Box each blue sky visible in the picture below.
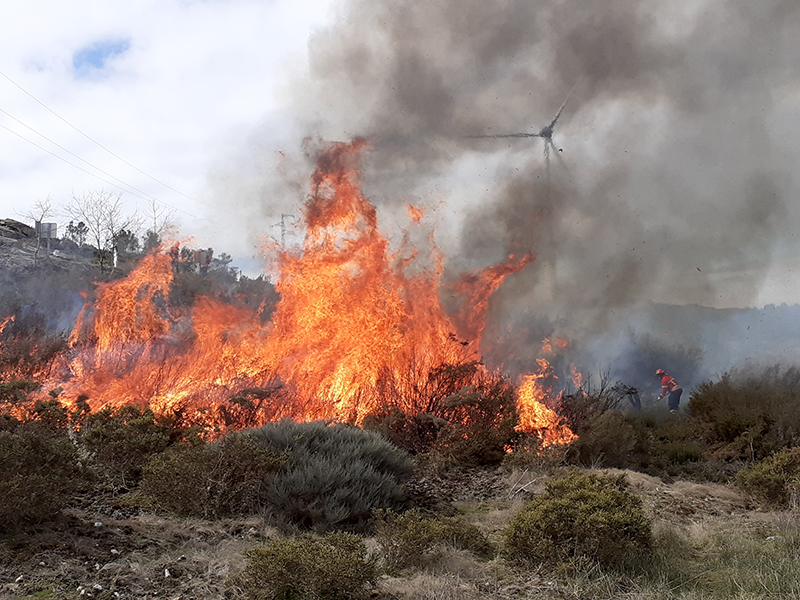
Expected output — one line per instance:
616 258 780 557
73 39 131 74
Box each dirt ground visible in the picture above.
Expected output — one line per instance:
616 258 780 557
0 467 775 600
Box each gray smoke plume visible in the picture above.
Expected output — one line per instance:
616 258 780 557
212 0 800 389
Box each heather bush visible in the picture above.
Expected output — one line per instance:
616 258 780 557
0 418 82 531
80 405 195 489
689 366 800 460
247 421 413 531
236 532 377 600
504 470 652 569
431 378 519 465
362 407 447 455
374 509 494 570
142 432 284 518
365 372 518 465
736 447 800 507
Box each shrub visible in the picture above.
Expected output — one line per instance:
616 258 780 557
689 366 800 460
736 447 800 507
431 378 519 465
247 421 413 531
79 405 195 489
374 509 494 570
568 410 647 468
0 420 83 531
364 373 518 465
142 432 285 518
362 407 447 456
504 470 652 569
236 532 377 600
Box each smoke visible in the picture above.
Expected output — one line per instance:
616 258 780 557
210 0 800 386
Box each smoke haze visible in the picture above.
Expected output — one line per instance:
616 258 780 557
209 0 800 389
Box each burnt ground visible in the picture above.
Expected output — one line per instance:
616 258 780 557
0 466 769 600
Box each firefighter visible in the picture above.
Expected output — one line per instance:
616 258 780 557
656 369 682 413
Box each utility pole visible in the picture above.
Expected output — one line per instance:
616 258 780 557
271 213 297 247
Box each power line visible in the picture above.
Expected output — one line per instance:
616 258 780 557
0 106 164 204
0 121 200 219
0 68 192 200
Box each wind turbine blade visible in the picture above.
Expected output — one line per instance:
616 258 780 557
548 139 571 175
547 80 580 129
467 132 541 139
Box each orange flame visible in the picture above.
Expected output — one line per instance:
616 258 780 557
515 358 577 447
48 140 539 430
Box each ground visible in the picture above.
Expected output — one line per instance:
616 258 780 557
0 464 784 600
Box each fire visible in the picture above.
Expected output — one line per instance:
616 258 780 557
515 358 577 447
48 140 547 431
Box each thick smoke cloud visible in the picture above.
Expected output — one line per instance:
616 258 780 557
216 0 800 388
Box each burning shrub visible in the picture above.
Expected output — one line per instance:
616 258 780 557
364 367 518 465
0 417 83 531
431 378 519 465
689 366 800 460
79 405 197 489
362 407 447 456
504 470 652 569
736 447 800 507
235 532 377 600
374 509 494 570
247 420 413 531
142 431 285 518
0 311 67 382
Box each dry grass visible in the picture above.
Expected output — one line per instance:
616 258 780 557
5 468 800 599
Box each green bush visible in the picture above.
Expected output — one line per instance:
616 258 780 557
374 509 494 570
736 447 800 507
79 405 195 489
236 532 377 600
504 470 652 569
0 419 83 531
247 421 413 531
142 432 285 518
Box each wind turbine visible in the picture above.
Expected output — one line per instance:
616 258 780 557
469 82 577 181
468 83 578 299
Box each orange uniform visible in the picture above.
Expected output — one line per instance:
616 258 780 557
660 374 682 396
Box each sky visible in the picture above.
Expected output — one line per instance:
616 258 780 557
1 0 335 265
3 0 800 313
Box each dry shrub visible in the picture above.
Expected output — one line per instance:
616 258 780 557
0 417 82 531
374 509 494 571
364 369 518 466
235 532 377 600
504 470 652 570
79 405 196 489
142 432 285 518
247 421 413 531
689 366 800 460
736 447 800 507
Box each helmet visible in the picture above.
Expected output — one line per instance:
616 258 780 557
656 369 665 376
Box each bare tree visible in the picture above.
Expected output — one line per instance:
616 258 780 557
65 191 141 271
19 197 55 267
143 198 176 251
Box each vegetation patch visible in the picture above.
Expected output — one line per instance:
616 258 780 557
235 532 377 600
142 431 285 518
374 509 494 570
736 446 800 507
504 470 652 569
247 420 414 531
